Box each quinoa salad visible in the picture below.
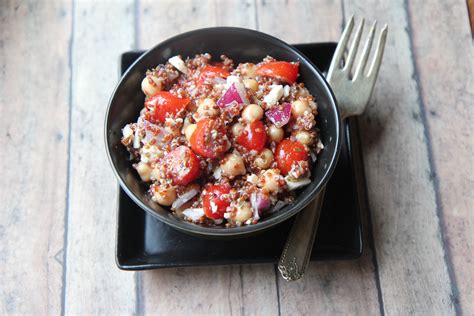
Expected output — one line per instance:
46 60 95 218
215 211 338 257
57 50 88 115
121 53 324 227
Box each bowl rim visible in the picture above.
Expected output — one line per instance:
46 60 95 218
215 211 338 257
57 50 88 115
105 26 342 237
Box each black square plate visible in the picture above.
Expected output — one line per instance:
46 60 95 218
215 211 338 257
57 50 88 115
116 43 366 270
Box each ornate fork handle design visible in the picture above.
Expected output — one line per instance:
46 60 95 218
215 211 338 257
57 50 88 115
278 193 324 281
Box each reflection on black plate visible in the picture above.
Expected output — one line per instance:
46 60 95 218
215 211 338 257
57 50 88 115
116 43 366 270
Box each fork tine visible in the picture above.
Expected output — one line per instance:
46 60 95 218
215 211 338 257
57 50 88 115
354 20 376 79
344 18 365 74
367 24 388 80
329 15 354 72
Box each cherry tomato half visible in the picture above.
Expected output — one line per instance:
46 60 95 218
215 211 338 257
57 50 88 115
203 184 231 219
255 61 299 84
165 146 201 185
237 121 267 152
145 91 190 123
275 139 308 175
198 65 230 85
190 118 229 158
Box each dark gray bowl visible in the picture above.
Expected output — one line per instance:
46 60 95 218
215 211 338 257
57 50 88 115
105 27 341 238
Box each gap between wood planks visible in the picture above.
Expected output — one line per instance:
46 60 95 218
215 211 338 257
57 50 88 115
339 2 386 315
404 0 460 312
132 3 143 314
343 0 460 313
61 0 137 314
61 0 75 314
405 0 473 311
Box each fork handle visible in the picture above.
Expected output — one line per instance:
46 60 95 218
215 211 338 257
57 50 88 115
278 188 325 281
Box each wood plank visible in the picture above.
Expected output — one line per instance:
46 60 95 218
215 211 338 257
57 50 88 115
139 264 278 315
342 0 457 313
0 1 71 314
256 1 381 314
63 2 137 314
137 1 279 314
407 0 474 313
215 0 257 27
257 0 342 43
138 0 217 49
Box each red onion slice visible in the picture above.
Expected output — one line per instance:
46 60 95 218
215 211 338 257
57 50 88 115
171 188 199 210
217 82 248 108
270 200 288 213
250 191 271 219
140 118 165 144
265 102 291 128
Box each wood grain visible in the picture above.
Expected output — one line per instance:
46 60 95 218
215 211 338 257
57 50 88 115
256 1 381 314
0 1 71 314
63 1 137 314
215 0 256 27
139 264 279 315
407 0 474 313
257 0 342 43
343 0 457 313
0 0 471 314
138 0 216 49
137 2 279 315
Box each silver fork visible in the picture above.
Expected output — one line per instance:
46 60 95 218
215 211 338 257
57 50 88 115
278 16 388 281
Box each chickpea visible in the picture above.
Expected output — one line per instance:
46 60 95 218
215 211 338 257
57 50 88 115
267 125 284 143
136 162 152 182
141 75 162 96
231 122 244 137
297 87 310 98
196 98 219 119
241 104 264 123
181 116 192 133
150 167 161 181
184 124 197 141
152 185 177 206
235 201 253 223
255 148 274 169
243 78 259 92
241 63 257 78
294 130 312 145
259 169 282 193
291 99 310 117
221 153 246 177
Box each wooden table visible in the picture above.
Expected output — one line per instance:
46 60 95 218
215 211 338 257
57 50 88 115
1 0 472 314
